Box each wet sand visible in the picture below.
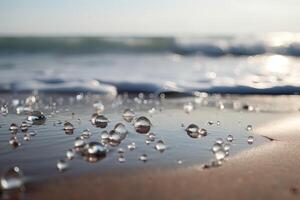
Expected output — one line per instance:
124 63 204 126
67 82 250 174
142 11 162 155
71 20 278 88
27 113 300 200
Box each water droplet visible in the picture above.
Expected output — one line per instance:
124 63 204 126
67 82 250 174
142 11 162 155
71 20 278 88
224 143 231 151
80 129 91 139
185 124 199 138
227 134 234 142
216 121 221 126
147 132 156 141
246 125 253 131
91 113 99 125
9 123 18 132
212 143 222 153
122 109 135 122
148 107 156 114
114 123 127 140
155 140 166 152
0 167 24 190
20 121 29 132
215 138 224 145
100 130 109 140
177 160 183 164
0 104 8 116
134 116 151 134
183 102 193 113
74 137 86 149
139 154 148 162
66 149 75 160
247 136 254 144
82 142 107 158
63 122 75 134
9 137 20 148
215 150 226 160
208 121 214 126
23 133 31 141
117 148 125 154
57 159 69 172
108 130 122 143
94 115 109 128
118 154 126 163
26 111 46 125
127 142 136 151
29 131 37 137
93 101 104 113
199 128 208 136
25 95 36 105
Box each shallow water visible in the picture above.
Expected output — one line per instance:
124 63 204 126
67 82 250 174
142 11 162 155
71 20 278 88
0 94 276 185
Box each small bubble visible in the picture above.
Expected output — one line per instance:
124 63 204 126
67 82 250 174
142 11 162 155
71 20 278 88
74 137 86 148
0 167 24 190
246 125 253 131
80 129 91 139
216 121 221 126
139 154 148 162
155 140 166 152
9 123 19 132
93 101 104 113
20 121 29 132
127 142 136 151
0 104 8 116
185 124 200 138
177 160 183 164
147 132 156 141
23 133 31 141
94 115 109 128
223 143 231 151
183 102 194 114
134 116 151 134
199 128 208 136
82 142 107 158
26 111 46 125
63 121 75 134
114 123 127 140
66 149 75 160
118 155 126 163
247 136 254 144
212 143 222 153
215 138 224 145
122 109 135 123
9 136 20 148
57 159 69 172
207 121 214 126
214 150 226 160
227 134 234 142
117 148 125 154
100 130 110 140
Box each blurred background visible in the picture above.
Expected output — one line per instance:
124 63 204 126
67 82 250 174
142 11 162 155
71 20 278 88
0 0 300 95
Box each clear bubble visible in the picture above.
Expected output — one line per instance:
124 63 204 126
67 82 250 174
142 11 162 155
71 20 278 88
114 123 127 140
155 140 166 153
185 124 199 138
199 128 208 136
118 155 126 163
29 131 37 137
139 154 148 162
9 123 19 132
215 138 224 145
122 109 135 122
82 142 107 157
117 148 125 154
127 142 136 151
0 104 8 116
246 125 253 131
108 130 122 143
94 115 109 128
134 116 151 134
147 132 156 141
223 143 231 151
148 107 156 114
80 129 91 139
25 95 36 105
93 101 104 113
247 136 254 144
9 137 20 148
20 121 29 132
74 137 86 148
0 167 24 190
212 143 222 153
23 133 31 141
208 121 214 126
227 134 234 142
214 150 226 160
183 102 193 114
57 159 69 172
63 122 75 134
216 121 221 126
66 149 75 160
26 111 46 125
90 113 99 125
100 130 110 140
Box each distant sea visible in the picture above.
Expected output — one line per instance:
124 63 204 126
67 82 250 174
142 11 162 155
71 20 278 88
0 33 300 95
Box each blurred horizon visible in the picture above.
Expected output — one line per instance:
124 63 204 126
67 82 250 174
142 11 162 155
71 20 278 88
1 0 300 36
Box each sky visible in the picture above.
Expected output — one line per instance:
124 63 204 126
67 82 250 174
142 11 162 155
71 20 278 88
0 0 300 36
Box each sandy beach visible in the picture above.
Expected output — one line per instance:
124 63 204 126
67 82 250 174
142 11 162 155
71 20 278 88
23 112 300 200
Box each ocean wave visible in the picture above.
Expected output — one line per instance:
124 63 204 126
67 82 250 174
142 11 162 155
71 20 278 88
1 34 300 56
